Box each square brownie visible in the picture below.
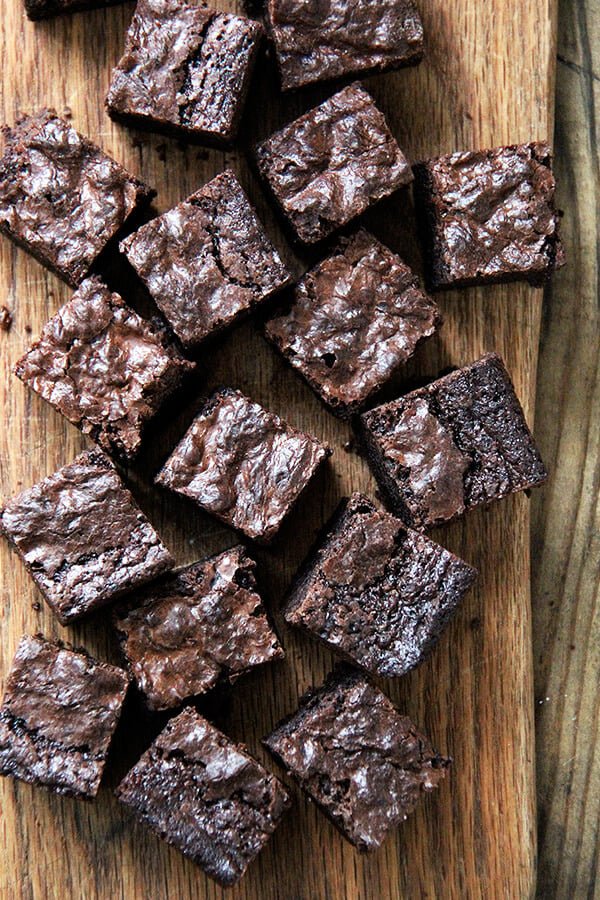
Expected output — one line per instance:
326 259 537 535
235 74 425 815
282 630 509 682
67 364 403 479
284 493 477 677
264 668 450 851
106 0 264 145
413 142 565 289
116 707 290 886
15 277 194 461
0 635 128 798
114 545 284 710
120 170 291 350
25 0 122 19
359 353 548 530
265 229 442 416
0 110 155 287
0 449 174 623
255 83 412 244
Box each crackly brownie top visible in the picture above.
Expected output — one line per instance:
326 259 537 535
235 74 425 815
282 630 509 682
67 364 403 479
0 110 154 286
121 171 290 349
114 545 283 710
15 277 194 460
255 84 412 243
116 707 290 886
264 668 450 851
265 229 441 414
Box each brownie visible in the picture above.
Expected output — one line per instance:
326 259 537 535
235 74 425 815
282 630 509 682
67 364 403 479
106 0 264 146
285 493 477 677
266 0 424 91
359 353 548 530
0 110 155 287
15 277 194 460
264 668 450 851
255 83 412 244
25 0 123 19
114 546 284 710
413 142 565 289
116 707 290 886
121 171 291 350
265 229 442 416
0 449 174 623
0 635 128 798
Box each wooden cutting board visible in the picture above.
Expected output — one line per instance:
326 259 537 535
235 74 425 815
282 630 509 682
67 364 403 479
0 1 558 898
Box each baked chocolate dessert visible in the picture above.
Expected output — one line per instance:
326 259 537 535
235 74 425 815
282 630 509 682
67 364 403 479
25 0 123 20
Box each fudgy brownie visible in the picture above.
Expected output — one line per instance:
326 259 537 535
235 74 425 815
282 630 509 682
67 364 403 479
359 353 548 530
0 634 128 798
121 171 291 350
0 449 174 623
413 142 565 289
25 0 122 19
106 0 264 145
265 229 442 416
15 277 194 460
266 0 424 91
116 707 290 886
285 493 477 677
255 83 412 244
0 110 154 286
264 667 450 851
114 546 284 710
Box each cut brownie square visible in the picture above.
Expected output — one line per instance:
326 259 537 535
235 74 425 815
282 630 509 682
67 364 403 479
359 353 548 530
0 110 155 287
264 667 450 851
15 277 194 461
114 545 284 710
156 388 331 542
106 0 264 146
25 0 123 19
413 142 565 289
265 229 442 416
0 634 128 798
120 170 291 350
0 449 174 623
116 707 290 886
285 493 477 677
255 83 412 244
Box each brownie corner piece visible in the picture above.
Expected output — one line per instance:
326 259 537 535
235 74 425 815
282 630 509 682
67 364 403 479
116 707 290 885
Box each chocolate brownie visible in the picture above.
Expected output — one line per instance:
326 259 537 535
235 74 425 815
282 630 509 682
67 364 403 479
121 171 291 350
156 388 330 542
0 449 174 623
255 83 412 244
116 707 290 886
15 277 194 460
266 0 424 91
114 546 284 710
106 0 264 145
413 142 565 289
0 110 154 287
265 229 442 416
264 668 450 851
25 0 122 19
359 353 548 530
0 635 128 798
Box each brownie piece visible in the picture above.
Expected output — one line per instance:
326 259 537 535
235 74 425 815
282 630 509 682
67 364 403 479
264 668 450 851
121 171 291 350
266 0 424 91
106 0 264 145
114 545 284 710
0 635 128 798
15 277 194 461
359 353 548 530
265 229 442 416
413 143 565 289
0 449 174 623
0 110 154 287
25 0 122 19
255 83 412 244
116 707 290 885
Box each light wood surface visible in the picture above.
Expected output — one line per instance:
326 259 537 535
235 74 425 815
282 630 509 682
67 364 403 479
0 1 557 898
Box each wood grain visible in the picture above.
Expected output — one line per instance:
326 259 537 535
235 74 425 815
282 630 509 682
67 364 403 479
0 1 557 898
